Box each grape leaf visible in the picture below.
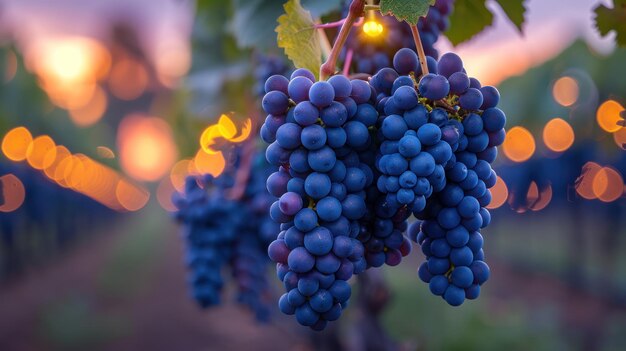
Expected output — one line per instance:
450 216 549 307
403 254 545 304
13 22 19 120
594 0 626 47
276 0 321 79
446 0 493 46
380 0 435 24
494 0 527 32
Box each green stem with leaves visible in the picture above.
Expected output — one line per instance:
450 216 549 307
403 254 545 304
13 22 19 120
320 0 366 80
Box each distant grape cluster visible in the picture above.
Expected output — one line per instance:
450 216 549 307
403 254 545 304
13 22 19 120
260 46 506 328
343 0 454 74
253 54 292 97
173 149 278 321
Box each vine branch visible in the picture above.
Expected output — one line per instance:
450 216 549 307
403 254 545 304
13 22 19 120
410 23 429 76
320 0 366 80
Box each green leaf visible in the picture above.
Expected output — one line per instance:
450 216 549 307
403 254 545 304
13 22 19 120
231 0 284 50
594 0 626 47
494 0 527 32
380 0 435 24
446 0 493 46
276 0 322 79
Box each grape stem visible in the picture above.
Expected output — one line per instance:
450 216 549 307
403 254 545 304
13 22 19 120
342 48 354 76
320 0 365 80
363 4 380 11
410 24 429 76
314 17 364 29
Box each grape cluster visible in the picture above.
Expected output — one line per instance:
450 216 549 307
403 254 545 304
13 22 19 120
262 69 380 330
173 149 278 321
374 49 506 306
343 0 454 75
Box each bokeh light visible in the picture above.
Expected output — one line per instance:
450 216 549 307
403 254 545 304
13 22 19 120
116 179 151 211
592 167 624 203
502 126 535 162
108 58 149 100
528 182 552 211
552 76 579 107
576 162 602 200
200 115 252 154
118 115 178 182
542 118 575 152
68 86 107 127
0 174 26 213
613 127 626 150
170 159 192 193
486 176 508 209
2 127 33 161
596 100 625 133
26 135 56 170
191 149 226 177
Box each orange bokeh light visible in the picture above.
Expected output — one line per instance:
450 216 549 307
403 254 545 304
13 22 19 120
543 118 575 153
191 149 226 178
486 176 508 210
116 179 150 211
109 58 149 100
502 126 535 163
0 174 26 213
200 115 252 154
2 127 33 161
592 167 624 203
528 182 552 211
576 162 602 200
69 85 107 127
170 159 192 193
596 100 625 133
552 76 579 107
118 115 178 182
26 135 56 170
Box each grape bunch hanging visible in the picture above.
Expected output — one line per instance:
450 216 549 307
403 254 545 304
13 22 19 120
261 1 506 330
172 148 279 321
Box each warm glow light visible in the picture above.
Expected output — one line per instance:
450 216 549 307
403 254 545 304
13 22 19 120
2 127 33 161
0 174 26 212
528 183 552 211
363 20 384 37
118 115 178 182
170 159 192 193
592 167 624 203
191 149 226 177
69 86 107 127
486 176 508 209
44 145 71 180
157 177 177 212
109 58 149 100
597 100 625 133
552 76 579 107
26 135 56 170
115 179 150 211
543 118 575 153
502 126 535 162
576 162 602 200
154 39 190 85
200 115 252 154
